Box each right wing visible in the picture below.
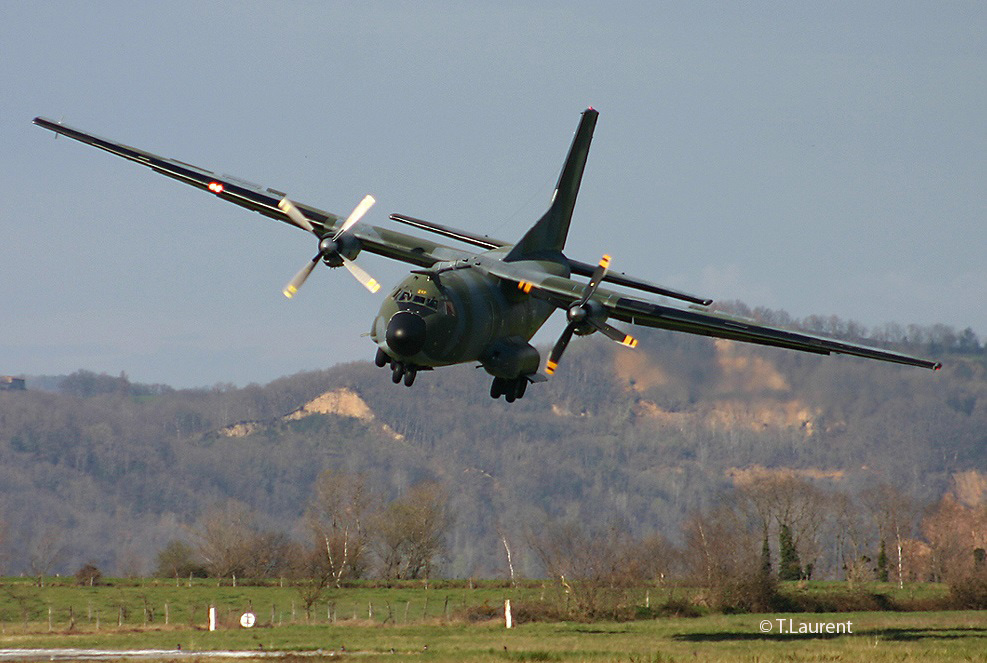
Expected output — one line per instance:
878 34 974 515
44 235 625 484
33 117 471 269
480 259 942 371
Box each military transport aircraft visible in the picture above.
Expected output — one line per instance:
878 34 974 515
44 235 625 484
34 109 940 402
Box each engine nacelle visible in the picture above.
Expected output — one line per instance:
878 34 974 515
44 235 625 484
571 299 608 336
320 234 362 267
480 336 541 379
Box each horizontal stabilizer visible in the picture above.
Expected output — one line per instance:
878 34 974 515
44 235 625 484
567 259 712 306
389 214 507 250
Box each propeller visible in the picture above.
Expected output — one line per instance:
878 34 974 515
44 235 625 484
545 254 638 375
278 195 381 297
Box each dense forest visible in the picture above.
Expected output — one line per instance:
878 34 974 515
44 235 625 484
0 307 984 582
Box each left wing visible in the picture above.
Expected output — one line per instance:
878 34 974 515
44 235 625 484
479 258 942 371
33 117 471 269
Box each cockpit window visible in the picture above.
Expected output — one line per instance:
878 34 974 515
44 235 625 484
395 289 440 311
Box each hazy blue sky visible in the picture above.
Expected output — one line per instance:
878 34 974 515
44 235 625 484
3 2 985 387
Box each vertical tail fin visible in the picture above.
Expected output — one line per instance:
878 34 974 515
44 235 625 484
505 108 599 263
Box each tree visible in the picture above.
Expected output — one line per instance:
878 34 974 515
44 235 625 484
528 518 668 619
27 526 65 587
155 539 208 579
863 482 919 588
778 524 801 581
193 500 290 581
74 563 102 586
305 471 376 587
876 540 889 582
735 473 827 581
372 481 451 580
922 493 987 582
288 541 333 622
680 505 777 613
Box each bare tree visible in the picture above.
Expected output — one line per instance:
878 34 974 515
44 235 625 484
862 482 919 588
194 499 267 581
735 474 828 580
287 541 333 621
922 493 987 583
372 481 451 580
828 492 873 585
528 519 662 619
0 513 8 575
155 539 206 579
306 471 375 587
680 505 774 612
27 526 65 587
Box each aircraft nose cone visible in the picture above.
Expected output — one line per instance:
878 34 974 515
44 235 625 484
386 311 427 357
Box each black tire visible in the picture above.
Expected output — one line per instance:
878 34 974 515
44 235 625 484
403 369 417 387
516 377 528 399
375 348 389 368
391 363 405 383
490 377 503 399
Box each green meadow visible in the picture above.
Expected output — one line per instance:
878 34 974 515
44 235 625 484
0 579 984 661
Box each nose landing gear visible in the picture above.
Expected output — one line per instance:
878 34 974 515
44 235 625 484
490 376 528 403
376 348 418 387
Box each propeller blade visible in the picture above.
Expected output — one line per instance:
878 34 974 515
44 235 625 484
577 254 611 307
590 319 639 348
278 197 316 234
546 323 576 376
282 255 321 299
333 194 376 240
342 256 382 293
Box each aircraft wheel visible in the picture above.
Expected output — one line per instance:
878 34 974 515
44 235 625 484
403 369 417 387
516 377 528 399
375 348 389 368
490 377 504 399
391 363 405 383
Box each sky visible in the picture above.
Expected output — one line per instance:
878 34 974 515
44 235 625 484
2 2 985 388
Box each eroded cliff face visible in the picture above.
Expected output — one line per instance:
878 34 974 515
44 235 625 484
613 339 822 435
219 387 403 441
951 469 987 508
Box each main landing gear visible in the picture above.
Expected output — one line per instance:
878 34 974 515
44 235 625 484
490 376 528 403
376 348 418 387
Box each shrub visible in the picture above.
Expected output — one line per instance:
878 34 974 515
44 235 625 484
75 563 102 586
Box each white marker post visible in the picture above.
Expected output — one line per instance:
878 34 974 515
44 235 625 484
504 600 513 629
208 606 217 631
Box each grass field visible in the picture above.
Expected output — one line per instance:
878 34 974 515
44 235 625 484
0 579 984 661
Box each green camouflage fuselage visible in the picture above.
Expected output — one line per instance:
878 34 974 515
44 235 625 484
370 251 565 378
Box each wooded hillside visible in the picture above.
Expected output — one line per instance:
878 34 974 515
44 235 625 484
0 310 983 579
